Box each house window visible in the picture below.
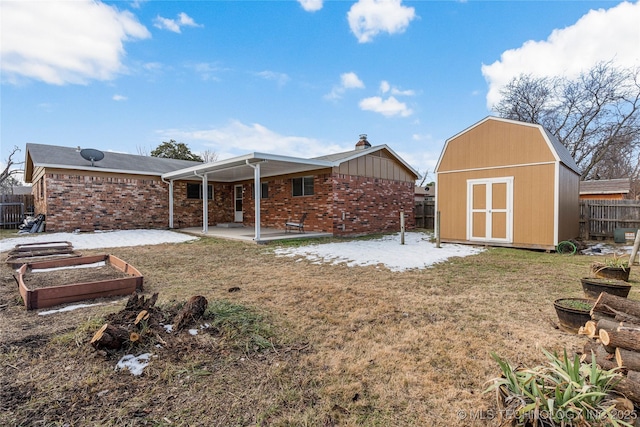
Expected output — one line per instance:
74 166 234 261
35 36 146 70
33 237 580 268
186 183 213 200
292 176 314 196
251 182 269 199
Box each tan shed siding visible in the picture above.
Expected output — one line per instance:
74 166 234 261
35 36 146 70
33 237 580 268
557 166 580 242
437 164 556 247
438 120 557 172
339 154 414 182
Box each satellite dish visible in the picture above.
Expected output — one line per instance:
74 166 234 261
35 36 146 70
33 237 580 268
80 148 104 166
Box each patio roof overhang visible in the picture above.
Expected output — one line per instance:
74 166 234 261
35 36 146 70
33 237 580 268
161 152 334 182
162 152 335 242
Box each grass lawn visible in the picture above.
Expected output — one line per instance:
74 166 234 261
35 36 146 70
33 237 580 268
1 234 638 426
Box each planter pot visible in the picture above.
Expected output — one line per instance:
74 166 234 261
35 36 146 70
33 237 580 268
553 298 592 334
581 277 631 300
591 265 631 281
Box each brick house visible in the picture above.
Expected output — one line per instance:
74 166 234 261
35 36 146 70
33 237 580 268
23 135 419 240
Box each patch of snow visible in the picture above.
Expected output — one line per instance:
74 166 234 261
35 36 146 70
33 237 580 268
274 232 484 272
116 353 152 376
1 229 198 251
163 324 173 333
38 302 103 315
32 261 106 273
188 329 198 335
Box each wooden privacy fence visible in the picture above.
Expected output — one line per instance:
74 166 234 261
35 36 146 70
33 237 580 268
414 200 435 229
580 199 640 240
1 194 34 229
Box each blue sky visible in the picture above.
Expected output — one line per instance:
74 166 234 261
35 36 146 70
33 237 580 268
2 0 639 182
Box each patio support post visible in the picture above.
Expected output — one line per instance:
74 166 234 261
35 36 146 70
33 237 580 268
168 180 174 229
246 160 261 241
194 171 208 233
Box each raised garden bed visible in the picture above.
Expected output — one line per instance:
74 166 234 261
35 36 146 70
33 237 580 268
581 277 632 300
15 254 143 310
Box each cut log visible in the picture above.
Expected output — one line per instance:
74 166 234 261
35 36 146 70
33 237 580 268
591 293 640 318
90 324 130 350
591 312 616 322
172 295 208 331
581 341 618 370
616 348 640 371
613 376 640 405
600 329 640 352
583 320 598 339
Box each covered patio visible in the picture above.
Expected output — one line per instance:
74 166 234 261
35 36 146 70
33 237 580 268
162 152 334 243
179 224 332 244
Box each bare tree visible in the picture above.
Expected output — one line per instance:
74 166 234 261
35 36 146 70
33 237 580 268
0 146 24 192
493 62 640 183
201 149 218 163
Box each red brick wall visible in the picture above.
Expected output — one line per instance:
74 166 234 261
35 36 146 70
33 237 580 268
38 170 414 235
330 174 415 236
242 173 415 235
41 173 170 231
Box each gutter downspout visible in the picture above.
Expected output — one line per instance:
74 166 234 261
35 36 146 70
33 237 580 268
246 160 261 242
194 170 208 234
161 177 174 229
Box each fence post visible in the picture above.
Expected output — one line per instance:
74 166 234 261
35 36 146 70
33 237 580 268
435 211 441 248
400 211 405 245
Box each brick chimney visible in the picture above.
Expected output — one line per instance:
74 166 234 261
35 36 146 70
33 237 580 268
355 134 371 150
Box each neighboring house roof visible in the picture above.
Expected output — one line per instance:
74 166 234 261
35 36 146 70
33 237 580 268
414 185 435 198
24 143 202 182
435 116 581 175
579 178 631 195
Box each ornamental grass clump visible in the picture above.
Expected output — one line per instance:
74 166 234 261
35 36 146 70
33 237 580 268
485 348 632 426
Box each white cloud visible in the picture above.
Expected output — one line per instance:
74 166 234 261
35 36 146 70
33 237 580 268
112 94 127 101
325 72 365 99
380 80 415 96
359 96 413 117
156 120 351 159
482 1 640 108
298 0 323 12
153 12 202 33
1 0 150 85
256 70 290 86
347 0 417 43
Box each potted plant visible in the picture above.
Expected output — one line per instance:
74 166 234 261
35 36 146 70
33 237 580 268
553 298 593 334
591 253 631 281
485 348 631 427
581 276 632 300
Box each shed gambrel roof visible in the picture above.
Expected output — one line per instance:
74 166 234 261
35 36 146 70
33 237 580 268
435 116 581 175
24 143 203 182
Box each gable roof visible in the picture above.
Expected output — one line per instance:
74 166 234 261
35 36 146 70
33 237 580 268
435 116 581 175
24 143 203 182
162 144 419 182
23 142 419 184
579 178 631 195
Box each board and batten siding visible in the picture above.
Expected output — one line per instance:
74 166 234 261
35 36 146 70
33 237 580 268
337 151 415 182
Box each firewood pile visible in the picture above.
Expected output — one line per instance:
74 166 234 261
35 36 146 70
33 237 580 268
579 292 640 405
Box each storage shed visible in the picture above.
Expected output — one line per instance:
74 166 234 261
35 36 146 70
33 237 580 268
434 116 580 251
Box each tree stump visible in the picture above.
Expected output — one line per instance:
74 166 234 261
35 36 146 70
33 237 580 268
172 295 208 331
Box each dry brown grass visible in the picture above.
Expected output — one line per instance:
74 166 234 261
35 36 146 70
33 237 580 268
1 234 638 426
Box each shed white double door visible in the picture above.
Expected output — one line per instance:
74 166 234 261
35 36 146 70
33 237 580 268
466 177 513 243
